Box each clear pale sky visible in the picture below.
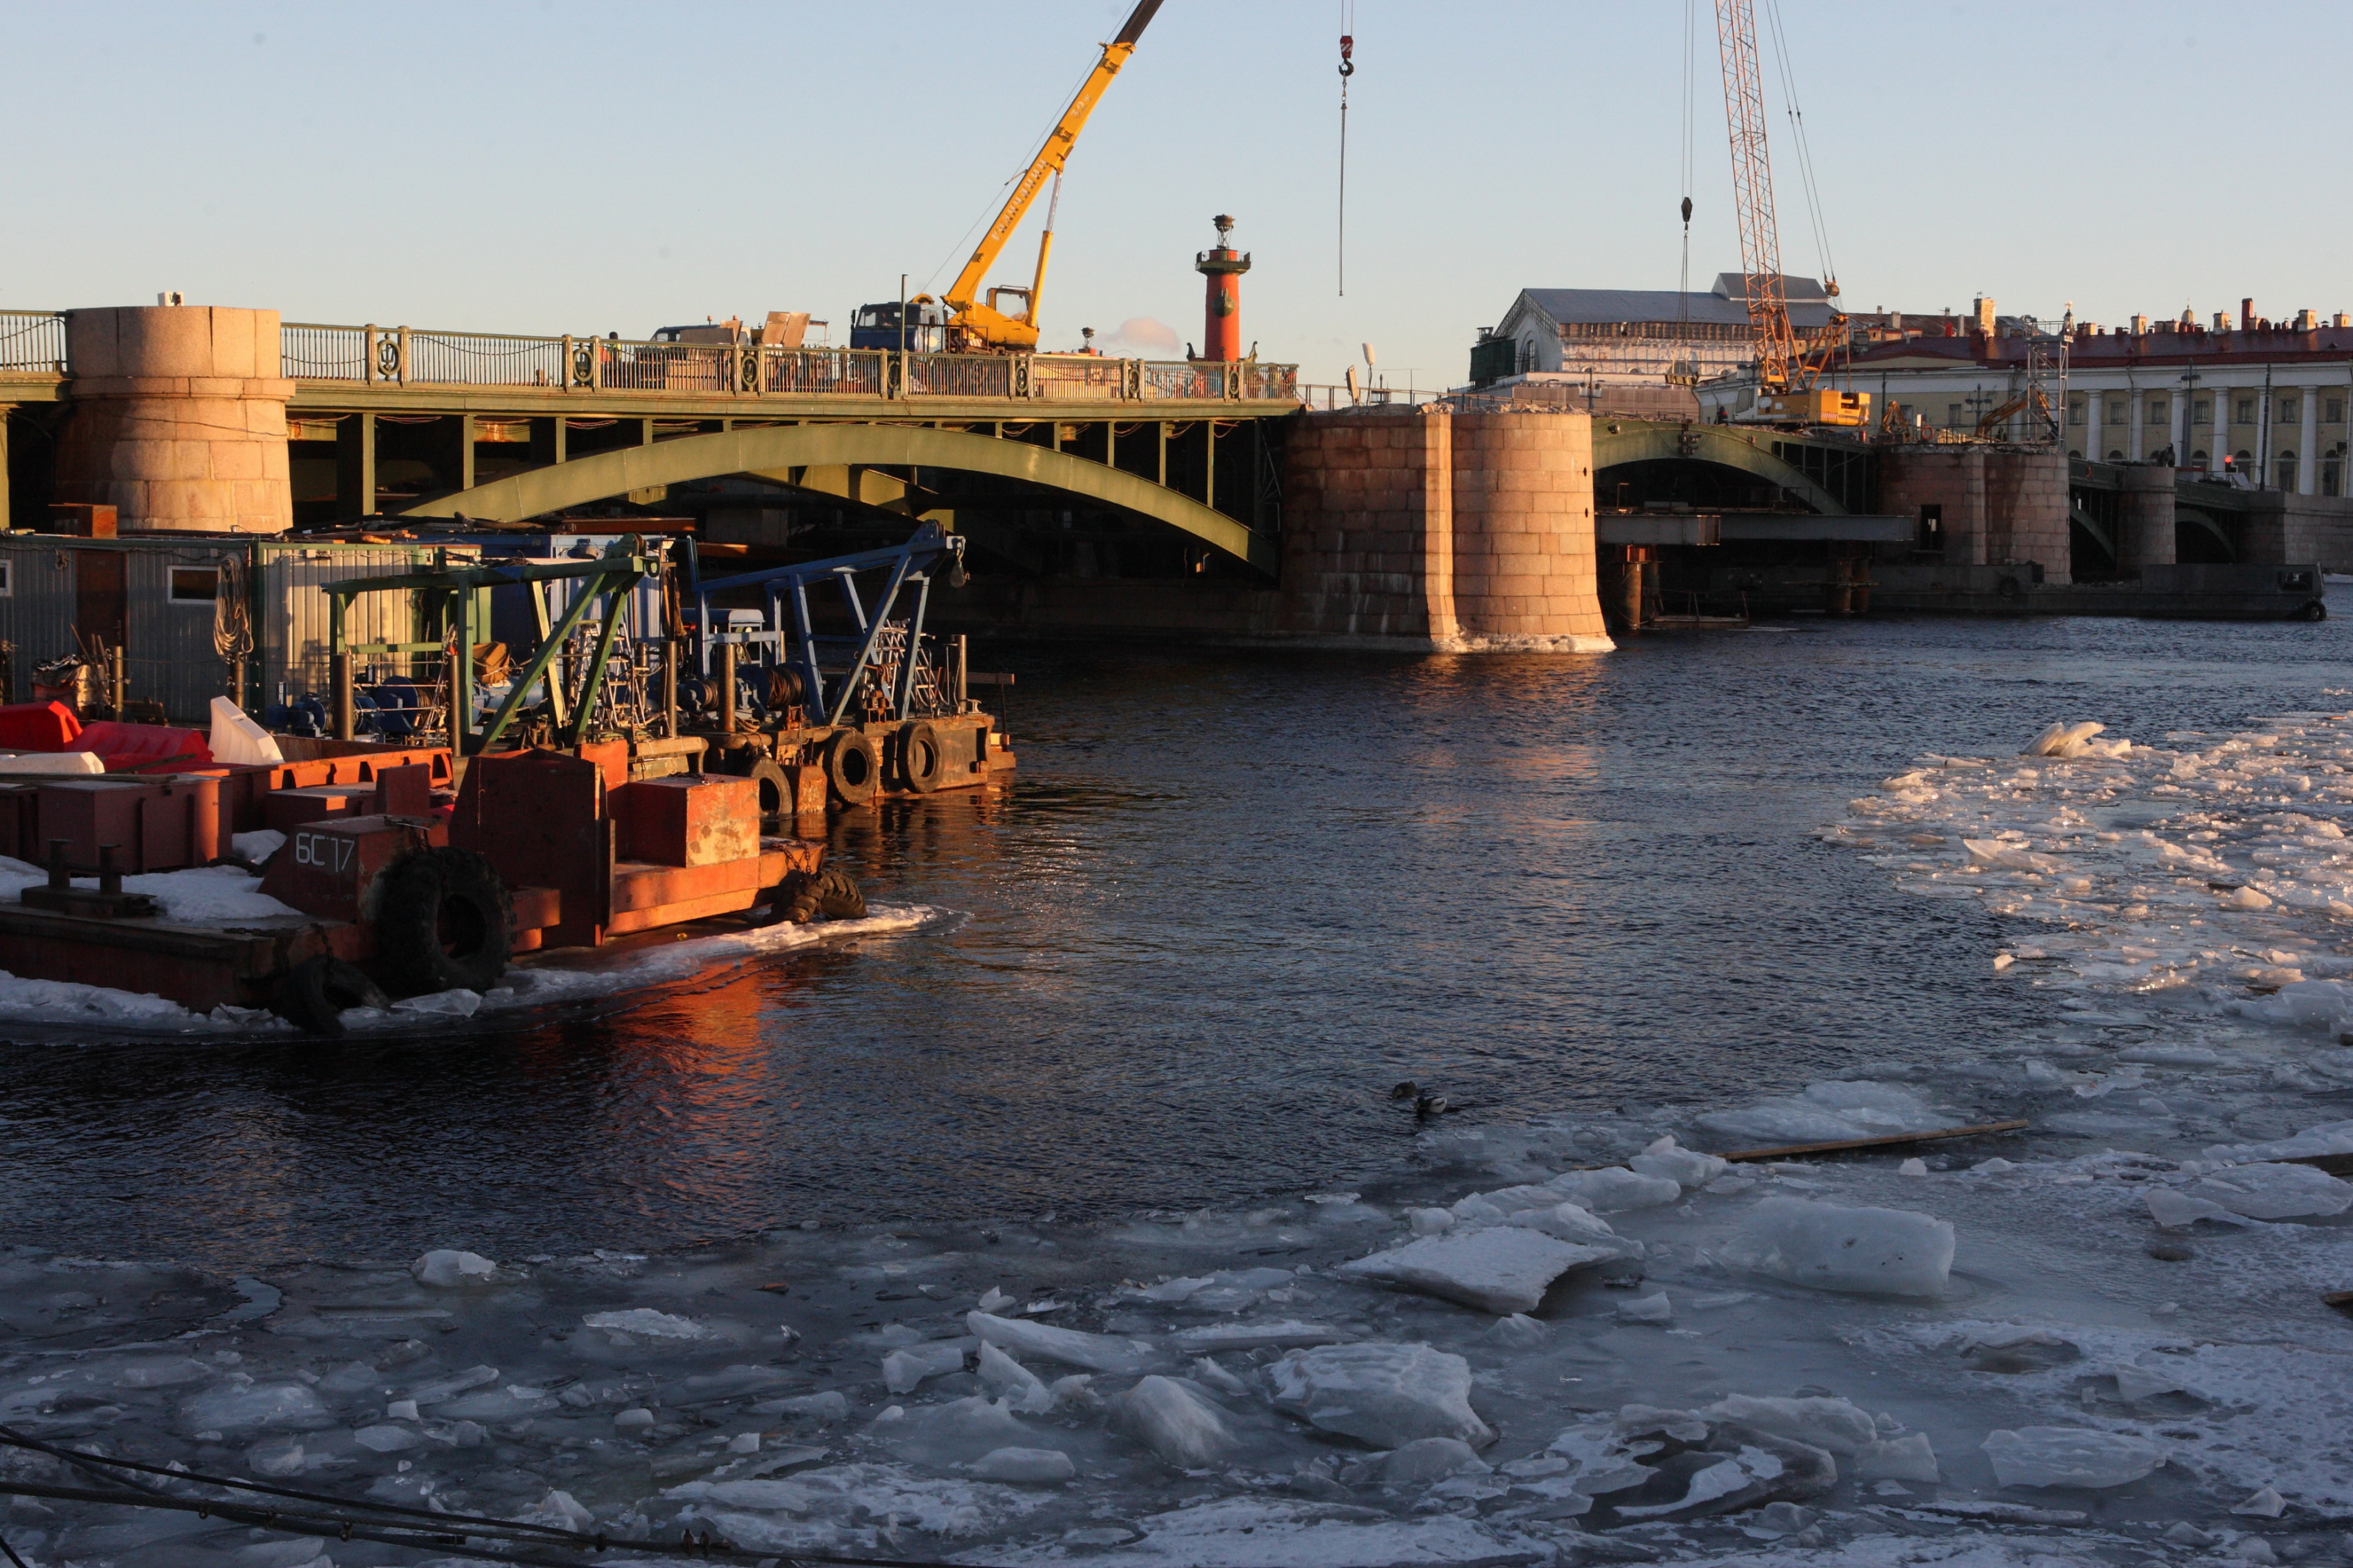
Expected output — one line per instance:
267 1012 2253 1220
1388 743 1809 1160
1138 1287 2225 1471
2 1 2343 390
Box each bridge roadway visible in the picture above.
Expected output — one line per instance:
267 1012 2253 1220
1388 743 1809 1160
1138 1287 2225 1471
0 311 1302 573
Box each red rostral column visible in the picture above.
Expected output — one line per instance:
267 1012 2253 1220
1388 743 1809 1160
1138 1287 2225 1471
1196 214 1251 361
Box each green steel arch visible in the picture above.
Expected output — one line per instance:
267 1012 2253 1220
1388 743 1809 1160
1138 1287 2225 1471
1590 422 1849 515
400 421 1277 573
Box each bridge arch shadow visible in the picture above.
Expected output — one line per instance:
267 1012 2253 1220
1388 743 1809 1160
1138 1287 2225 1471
399 422 1277 573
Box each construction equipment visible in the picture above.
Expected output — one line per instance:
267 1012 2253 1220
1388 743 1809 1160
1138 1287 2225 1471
1713 0 1863 425
687 523 1015 809
866 0 1162 355
1974 385 2057 443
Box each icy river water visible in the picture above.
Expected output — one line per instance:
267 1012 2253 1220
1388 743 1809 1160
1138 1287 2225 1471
4 617 2342 1264
9 615 2353 1567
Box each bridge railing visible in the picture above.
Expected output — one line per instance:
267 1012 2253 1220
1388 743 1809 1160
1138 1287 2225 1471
0 310 65 375
270 323 1296 404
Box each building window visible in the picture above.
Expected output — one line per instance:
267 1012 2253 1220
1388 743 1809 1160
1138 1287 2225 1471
2191 449 2209 469
1916 504 1943 554
2107 398 2126 424
2277 451 2299 491
2329 397 2346 423
2235 448 2254 470
2280 395 2302 424
2193 398 2211 425
1947 402 1963 428
0 560 12 598
2068 396 2085 426
2234 397 2254 423
169 568 219 604
2324 447 2343 497
2148 398 2168 426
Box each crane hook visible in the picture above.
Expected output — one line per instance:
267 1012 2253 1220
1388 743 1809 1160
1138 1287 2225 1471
1338 33 1354 76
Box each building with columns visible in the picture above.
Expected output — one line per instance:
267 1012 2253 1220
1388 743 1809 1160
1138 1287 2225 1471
1846 301 2353 498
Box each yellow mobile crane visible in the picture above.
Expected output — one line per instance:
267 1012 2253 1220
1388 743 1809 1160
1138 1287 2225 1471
855 0 1162 356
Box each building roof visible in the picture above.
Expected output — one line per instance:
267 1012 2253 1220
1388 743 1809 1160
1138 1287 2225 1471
1848 326 2353 374
1510 276 1834 332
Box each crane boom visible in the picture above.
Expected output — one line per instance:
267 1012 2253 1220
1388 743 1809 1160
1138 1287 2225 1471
938 0 1163 352
1714 0 1799 395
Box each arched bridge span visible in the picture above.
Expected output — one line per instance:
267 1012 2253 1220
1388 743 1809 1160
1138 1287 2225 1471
1591 422 1854 515
400 421 1279 574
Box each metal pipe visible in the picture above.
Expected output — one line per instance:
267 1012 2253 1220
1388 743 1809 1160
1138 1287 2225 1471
109 645 126 718
955 634 968 709
718 641 737 737
331 651 355 740
662 637 679 739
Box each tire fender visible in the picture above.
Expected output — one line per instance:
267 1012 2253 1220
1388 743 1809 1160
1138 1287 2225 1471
824 728 880 808
897 720 944 794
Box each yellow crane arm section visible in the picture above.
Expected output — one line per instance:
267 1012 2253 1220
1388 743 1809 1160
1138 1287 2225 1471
942 0 1162 349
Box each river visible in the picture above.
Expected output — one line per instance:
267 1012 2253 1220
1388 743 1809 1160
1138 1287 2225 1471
4 614 2348 1270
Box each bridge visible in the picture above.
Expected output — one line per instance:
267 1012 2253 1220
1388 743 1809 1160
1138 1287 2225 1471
0 308 1302 575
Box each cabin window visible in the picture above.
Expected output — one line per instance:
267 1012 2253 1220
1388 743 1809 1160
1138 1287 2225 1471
169 568 220 604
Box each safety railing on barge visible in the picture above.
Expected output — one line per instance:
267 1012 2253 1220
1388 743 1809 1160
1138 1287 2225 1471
274 323 1299 404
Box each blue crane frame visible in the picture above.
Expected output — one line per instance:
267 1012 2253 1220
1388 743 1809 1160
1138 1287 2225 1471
690 523 967 730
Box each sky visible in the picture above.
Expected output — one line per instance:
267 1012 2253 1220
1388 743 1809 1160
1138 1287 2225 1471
2 1 2348 390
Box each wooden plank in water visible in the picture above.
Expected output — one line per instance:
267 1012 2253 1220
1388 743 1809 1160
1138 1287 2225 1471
2280 1152 2353 1176
1713 1119 2032 1164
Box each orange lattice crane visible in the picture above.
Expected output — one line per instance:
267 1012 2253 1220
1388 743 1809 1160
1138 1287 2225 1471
1714 0 1863 425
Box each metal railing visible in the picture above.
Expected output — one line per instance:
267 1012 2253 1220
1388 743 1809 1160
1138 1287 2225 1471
0 311 65 375
906 354 1015 399
269 322 1294 404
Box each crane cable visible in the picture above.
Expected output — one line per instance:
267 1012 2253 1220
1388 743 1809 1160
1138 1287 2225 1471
1677 0 1696 373
1337 1 1354 296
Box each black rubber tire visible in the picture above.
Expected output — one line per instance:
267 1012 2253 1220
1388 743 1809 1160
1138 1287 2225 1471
768 866 868 925
271 956 390 1036
374 847 513 997
897 720 945 794
743 758 792 816
2302 600 2329 623
824 728 880 808
1996 576 2023 600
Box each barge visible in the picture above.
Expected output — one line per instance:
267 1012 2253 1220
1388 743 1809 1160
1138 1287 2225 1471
0 525 1007 1030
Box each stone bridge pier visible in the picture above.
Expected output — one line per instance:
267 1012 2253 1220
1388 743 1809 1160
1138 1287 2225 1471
1280 408 1613 651
51 307 293 533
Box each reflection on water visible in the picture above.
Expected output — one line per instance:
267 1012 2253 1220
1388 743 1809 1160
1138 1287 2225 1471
6 616 2353 1270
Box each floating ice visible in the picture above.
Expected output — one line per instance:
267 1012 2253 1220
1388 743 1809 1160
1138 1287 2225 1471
1108 1375 1235 1469
1854 1432 1940 1482
1352 1436 1488 1486
965 1311 1148 1374
1268 1342 1495 1450
2210 1120 2353 1163
182 1382 334 1435
2190 1161 2353 1219
1335 1226 1612 1314
1406 1207 1454 1236
970 1446 1074 1483
1981 1426 2163 1489
1548 1167 1682 1213
2234 1486 2288 1518
2146 1188 2250 1228
410 1249 496 1288
1018 1496 1548 1567
1696 1081 1954 1145
1630 1134 1729 1189
669 1463 1051 1548
352 1422 422 1453
1616 1292 1673 1324
1487 1313 1549 1348
1170 1320 1345 1354
751 1389 849 1422
882 1340 966 1395
2113 1363 2205 1404
976 1342 1052 1414
406 1365 497 1404
582 1308 715 1340
1702 1394 1875 1456
1722 1196 1954 1297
